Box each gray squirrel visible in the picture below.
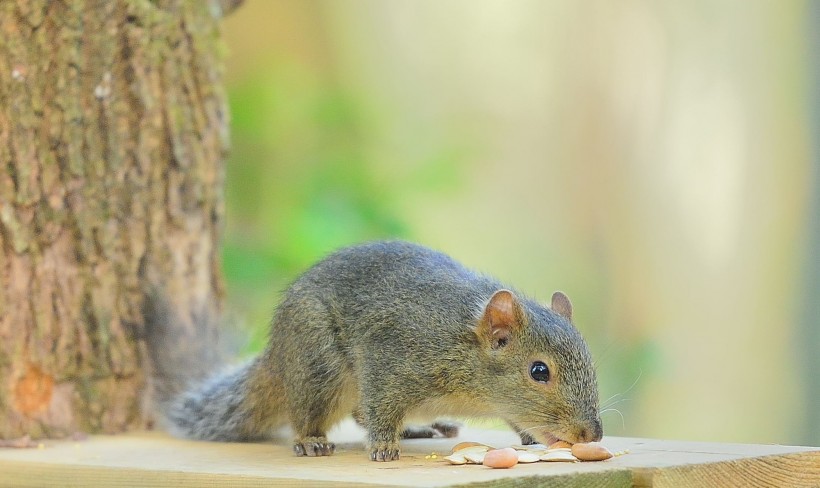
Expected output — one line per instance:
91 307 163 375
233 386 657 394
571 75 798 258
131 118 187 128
150 241 602 461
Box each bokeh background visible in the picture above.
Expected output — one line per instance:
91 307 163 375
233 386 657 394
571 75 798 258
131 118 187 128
220 0 818 446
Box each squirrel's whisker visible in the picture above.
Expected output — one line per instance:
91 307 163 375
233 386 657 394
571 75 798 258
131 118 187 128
601 391 623 408
600 397 632 411
600 368 642 410
599 408 625 431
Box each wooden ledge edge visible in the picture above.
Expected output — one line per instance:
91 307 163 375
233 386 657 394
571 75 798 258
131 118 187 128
632 450 820 488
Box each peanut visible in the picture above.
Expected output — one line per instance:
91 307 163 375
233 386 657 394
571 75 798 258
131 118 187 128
548 440 573 450
483 448 519 469
571 442 613 461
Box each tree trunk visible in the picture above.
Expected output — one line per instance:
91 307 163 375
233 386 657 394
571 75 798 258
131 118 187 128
0 0 235 438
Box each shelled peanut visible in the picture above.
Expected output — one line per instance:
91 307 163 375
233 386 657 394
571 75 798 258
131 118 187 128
571 442 613 461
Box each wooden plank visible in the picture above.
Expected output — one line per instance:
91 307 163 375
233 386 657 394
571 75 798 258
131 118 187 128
0 420 817 487
607 438 820 488
642 452 820 488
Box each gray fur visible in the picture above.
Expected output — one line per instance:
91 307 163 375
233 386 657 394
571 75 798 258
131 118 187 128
159 241 602 461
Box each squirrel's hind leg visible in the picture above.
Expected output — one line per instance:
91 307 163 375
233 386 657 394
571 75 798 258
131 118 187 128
284 355 355 457
276 305 358 457
290 398 343 457
289 384 351 456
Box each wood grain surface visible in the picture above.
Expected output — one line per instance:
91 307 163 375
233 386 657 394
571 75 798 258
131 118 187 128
0 420 817 487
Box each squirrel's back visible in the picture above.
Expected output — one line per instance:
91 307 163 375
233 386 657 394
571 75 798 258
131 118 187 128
272 240 504 356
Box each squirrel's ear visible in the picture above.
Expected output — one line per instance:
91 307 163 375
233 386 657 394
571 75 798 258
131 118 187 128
551 291 573 321
479 289 522 349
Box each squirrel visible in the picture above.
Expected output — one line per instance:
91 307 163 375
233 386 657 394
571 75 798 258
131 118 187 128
149 241 602 462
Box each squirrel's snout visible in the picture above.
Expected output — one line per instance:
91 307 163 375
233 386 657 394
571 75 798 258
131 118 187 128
576 417 603 443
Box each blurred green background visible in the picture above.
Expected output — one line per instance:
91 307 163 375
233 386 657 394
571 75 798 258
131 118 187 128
220 1 818 446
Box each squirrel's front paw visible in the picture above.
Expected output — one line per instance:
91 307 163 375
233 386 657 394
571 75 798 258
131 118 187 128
293 436 335 457
369 440 400 462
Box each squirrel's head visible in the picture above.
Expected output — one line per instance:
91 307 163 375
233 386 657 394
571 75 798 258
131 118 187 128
472 289 602 444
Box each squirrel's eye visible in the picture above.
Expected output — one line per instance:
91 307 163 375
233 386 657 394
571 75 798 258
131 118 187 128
530 361 550 383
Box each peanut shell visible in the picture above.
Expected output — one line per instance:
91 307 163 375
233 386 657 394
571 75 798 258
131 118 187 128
443 453 467 465
516 451 540 463
539 450 579 462
463 450 487 464
451 441 491 453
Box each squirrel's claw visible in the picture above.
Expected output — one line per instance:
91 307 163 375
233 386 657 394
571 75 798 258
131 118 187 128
370 442 401 462
293 437 335 457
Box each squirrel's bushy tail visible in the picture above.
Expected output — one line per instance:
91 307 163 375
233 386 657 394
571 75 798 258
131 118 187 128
165 359 272 441
143 293 282 441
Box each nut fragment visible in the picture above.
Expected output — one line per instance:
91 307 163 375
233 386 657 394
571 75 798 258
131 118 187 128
457 445 491 455
483 448 519 468
451 441 491 453
510 443 548 451
571 442 613 461
539 449 579 462
516 451 540 463
443 453 468 465
463 450 487 464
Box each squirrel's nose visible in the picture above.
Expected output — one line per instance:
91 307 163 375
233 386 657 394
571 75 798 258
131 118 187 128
577 418 603 443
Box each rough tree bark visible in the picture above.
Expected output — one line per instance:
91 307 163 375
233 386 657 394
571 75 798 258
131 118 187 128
0 0 240 438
